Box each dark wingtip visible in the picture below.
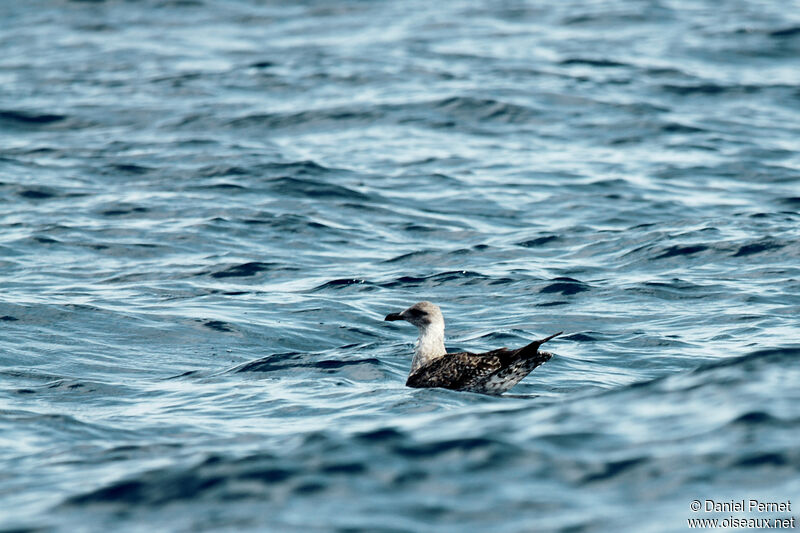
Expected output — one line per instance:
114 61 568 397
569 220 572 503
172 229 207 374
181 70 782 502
540 331 563 344
384 312 403 322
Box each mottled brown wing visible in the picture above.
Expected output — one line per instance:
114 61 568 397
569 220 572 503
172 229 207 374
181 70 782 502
405 348 516 390
405 332 563 392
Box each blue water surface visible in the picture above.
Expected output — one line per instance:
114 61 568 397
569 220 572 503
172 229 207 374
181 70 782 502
1 1 799 531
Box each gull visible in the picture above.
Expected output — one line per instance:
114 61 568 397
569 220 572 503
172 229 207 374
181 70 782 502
384 301 561 395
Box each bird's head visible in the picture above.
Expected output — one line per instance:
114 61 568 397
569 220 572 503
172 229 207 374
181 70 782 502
384 301 444 330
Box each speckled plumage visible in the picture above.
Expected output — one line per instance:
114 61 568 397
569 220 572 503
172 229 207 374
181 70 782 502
385 301 561 395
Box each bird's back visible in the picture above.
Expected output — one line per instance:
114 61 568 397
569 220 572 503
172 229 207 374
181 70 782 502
406 332 560 394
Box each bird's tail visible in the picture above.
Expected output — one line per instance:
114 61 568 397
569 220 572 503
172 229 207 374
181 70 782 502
501 331 562 371
519 331 563 356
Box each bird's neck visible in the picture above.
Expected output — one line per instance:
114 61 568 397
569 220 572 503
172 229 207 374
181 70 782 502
411 322 446 373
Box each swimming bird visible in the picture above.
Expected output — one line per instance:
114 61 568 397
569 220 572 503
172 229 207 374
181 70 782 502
384 301 561 395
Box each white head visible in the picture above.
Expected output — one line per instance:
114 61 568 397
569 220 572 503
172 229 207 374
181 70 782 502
385 301 446 372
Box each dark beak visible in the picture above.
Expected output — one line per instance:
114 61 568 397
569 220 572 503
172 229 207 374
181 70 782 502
384 312 404 321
